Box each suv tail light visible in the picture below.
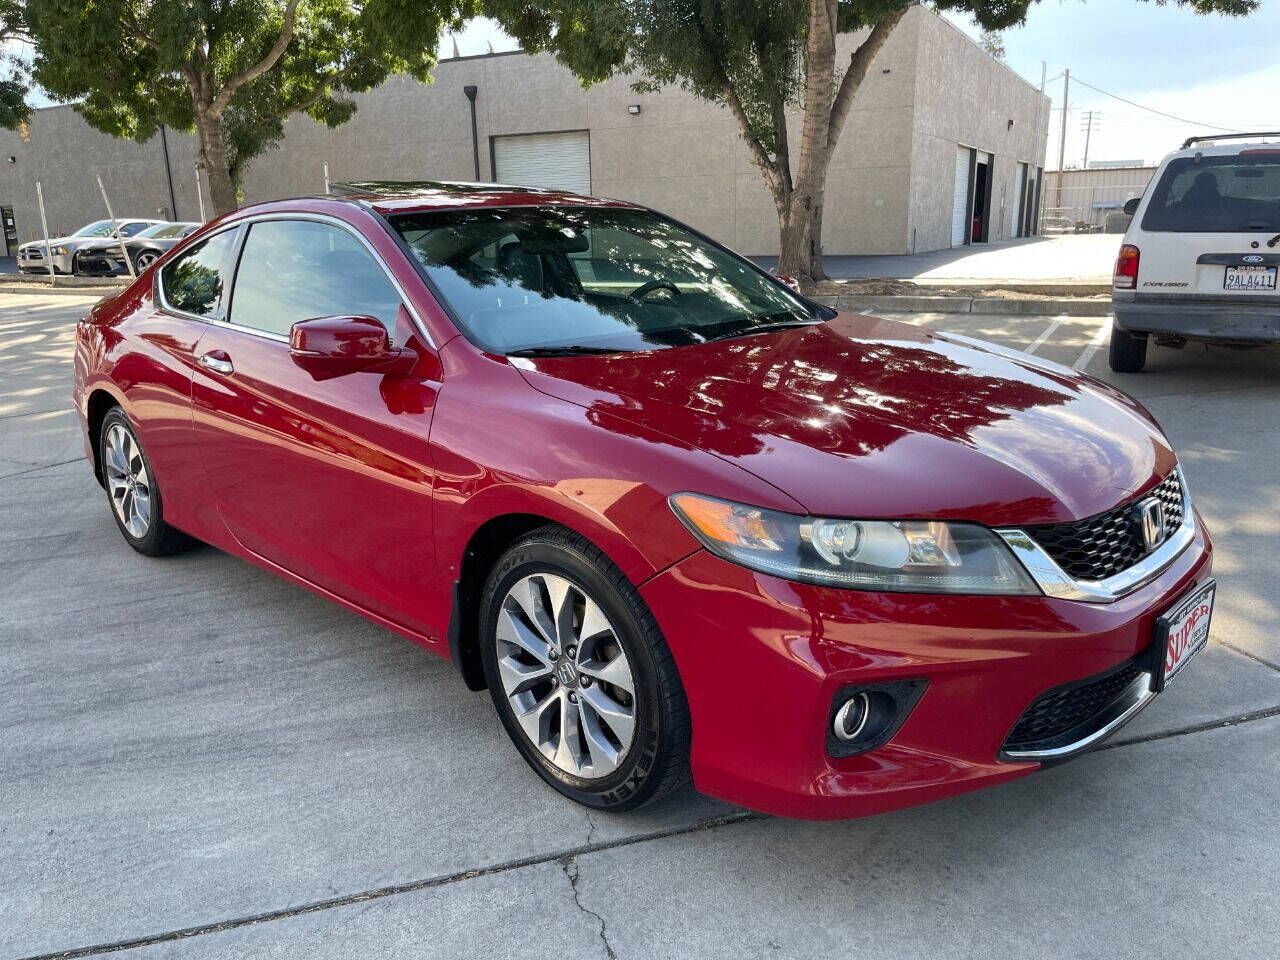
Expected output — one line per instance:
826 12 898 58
1114 244 1140 289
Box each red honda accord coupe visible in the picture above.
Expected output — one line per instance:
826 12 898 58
72 182 1215 819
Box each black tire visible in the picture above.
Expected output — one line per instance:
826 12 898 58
1108 322 1148 373
98 407 194 557
479 525 691 811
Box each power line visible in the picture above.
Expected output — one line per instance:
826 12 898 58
1066 75 1243 134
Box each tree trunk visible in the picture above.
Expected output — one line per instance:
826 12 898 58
776 195 814 280
194 108 238 216
810 189 827 281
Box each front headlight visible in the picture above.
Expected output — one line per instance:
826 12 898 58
52 246 69 255
669 492 1040 595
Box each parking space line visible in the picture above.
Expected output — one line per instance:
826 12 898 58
1024 316 1066 355
1072 316 1112 370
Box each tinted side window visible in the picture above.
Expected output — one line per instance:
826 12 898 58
120 222 151 237
160 229 238 317
229 220 402 337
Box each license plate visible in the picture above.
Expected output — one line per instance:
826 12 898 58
1224 265 1277 291
1152 580 1215 692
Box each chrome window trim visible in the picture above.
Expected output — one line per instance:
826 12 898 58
1001 670 1155 760
997 466 1195 604
218 211 435 349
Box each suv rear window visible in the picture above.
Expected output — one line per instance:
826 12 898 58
1142 152 1280 232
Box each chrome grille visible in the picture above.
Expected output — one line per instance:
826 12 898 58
1023 471 1185 582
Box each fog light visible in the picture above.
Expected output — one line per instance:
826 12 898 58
826 680 928 758
833 692 870 741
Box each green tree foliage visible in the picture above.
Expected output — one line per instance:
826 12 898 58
978 29 1006 61
485 0 1259 283
0 0 30 130
25 0 479 214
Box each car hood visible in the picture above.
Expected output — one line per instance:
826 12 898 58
510 313 1176 526
20 236 99 252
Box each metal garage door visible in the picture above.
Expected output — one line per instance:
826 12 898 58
1011 162 1027 238
952 147 972 247
493 131 591 195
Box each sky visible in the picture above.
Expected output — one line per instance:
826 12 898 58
440 2 1278 170
943 0 1280 168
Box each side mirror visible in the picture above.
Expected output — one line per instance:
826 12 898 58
1123 197 1141 217
289 315 417 381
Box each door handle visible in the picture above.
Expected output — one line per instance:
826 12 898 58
199 352 234 375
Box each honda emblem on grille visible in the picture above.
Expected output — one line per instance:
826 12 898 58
1137 498 1166 550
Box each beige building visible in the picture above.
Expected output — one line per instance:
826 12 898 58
0 6 1049 260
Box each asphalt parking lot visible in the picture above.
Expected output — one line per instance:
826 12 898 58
3 290 1279 959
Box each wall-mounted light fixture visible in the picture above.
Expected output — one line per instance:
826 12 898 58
627 104 642 115
6 156 15 164
1007 119 1016 131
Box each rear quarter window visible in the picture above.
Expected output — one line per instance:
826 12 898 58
1142 153 1280 232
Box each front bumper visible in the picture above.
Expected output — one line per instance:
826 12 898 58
1113 292 1280 341
17 251 73 274
73 250 130 277
640 514 1213 820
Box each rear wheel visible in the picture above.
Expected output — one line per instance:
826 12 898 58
1108 322 1148 373
99 407 193 556
479 526 691 811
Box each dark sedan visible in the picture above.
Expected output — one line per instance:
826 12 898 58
73 221 200 277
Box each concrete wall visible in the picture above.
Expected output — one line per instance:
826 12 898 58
908 11 1052 252
0 9 1046 258
0 108 206 251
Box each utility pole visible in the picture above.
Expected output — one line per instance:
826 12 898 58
1056 68 1070 213
1080 110 1100 170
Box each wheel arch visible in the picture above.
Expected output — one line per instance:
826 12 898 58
447 512 565 692
85 386 126 486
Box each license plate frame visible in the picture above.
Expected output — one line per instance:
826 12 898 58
1150 579 1215 693
1224 265 1277 291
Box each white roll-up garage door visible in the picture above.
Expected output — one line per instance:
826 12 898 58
493 131 591 195
952 147 972 247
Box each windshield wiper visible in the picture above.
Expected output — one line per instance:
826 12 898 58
507 345 633 357
700 318 823 344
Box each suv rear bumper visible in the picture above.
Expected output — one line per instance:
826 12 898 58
1112 294 1280 341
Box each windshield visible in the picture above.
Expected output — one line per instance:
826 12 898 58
1142 152 1280 232
72 220 115 238
389 206 815 353
138 222 195 239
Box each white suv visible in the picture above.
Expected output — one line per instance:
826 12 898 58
1110 133 1280 372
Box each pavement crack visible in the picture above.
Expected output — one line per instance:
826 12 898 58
1098 702 1280 752
560 856 618 960
13 810 760 960
1215 640 1280 674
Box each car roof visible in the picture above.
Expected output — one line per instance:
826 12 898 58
326 179 639 216
1165 138 1280 161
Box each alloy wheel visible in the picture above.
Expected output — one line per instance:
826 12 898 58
103 423 151 538
135 252 159 271
495 572 637 779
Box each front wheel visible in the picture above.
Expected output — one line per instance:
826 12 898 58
479 526 691 811
1108 322 1148 373
134 250 160 272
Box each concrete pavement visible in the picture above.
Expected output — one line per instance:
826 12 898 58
753 234 1120 283
2 291 1279 959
